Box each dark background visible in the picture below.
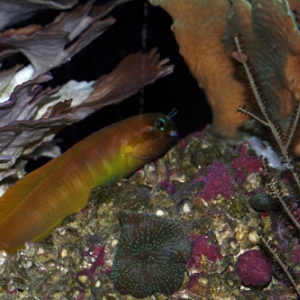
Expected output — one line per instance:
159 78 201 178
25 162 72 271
27 0 212 170
54 0 212 147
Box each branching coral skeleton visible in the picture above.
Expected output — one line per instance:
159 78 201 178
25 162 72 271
260 235 299 296
234 35 300 189
233 34 300 296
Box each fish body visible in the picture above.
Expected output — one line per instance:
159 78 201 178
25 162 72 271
0 113 177 253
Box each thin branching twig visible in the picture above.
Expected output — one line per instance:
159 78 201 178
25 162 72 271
233 35 300 297
234 36 300 190
260 236 300 296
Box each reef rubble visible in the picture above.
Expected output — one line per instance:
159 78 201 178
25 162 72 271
0 125 298 299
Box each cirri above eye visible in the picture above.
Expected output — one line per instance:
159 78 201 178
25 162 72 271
156 117 167 131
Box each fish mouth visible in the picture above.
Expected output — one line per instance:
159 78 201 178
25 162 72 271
169 130 179 145
170 130 178 138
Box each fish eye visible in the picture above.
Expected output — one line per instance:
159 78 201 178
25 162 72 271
156 117 167 131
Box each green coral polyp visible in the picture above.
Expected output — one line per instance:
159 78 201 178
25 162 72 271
111 211 191 298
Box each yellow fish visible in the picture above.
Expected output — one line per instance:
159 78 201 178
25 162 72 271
0 113 177 253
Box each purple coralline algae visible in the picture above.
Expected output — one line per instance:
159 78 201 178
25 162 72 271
197 161 235 200
1 127 297 298
159 179 177 195
195 142 263 204
231 145 262 187
186 235 223 272
292 245 300 264
76 244 106 280
236 250 272 287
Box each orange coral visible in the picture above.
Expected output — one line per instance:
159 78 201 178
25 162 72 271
149 0 249 138
227 0 300 154
228 0 300 119
149 0 300 147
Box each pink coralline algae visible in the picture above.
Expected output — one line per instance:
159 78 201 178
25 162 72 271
236 250 272 287
177 130 206 151
159 179 177 195
197 161 235 200
194 141 263 202
231 150 262 187
292 243 300 264
186 273 201 289
76 244 105 280
186 235 223 271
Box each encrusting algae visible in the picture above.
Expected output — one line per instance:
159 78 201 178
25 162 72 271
1 126 298 299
